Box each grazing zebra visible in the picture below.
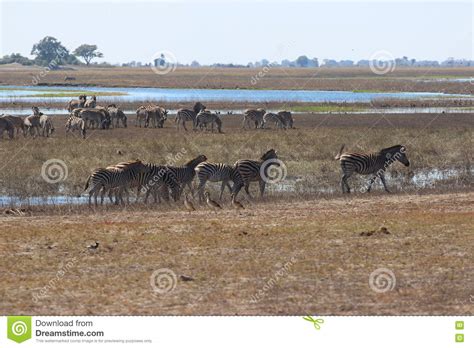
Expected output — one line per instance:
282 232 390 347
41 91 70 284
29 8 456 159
136 163 181 203
67 95 86 112
83 160 148 206
136 106 148 127
0 118 14 139
166 154 207 198
234 149 279 198
77 108 109 129
335 144 410 193
277 111 294 128
175 102 206 131
195 111 223 133
195 162 244 202
24 107 42 136
84 95 97 108
263 112 286 129
65 115 86 139
242 108 266 129
39 114 55 137
1 115 25 136
145 105 168 128
107 104 127 128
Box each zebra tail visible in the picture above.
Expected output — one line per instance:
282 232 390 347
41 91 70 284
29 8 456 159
335 144 345 160
83 175 91 192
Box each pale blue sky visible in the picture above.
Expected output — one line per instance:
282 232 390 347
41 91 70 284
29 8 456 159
0 0 472 65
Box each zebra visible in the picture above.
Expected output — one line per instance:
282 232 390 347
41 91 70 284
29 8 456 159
84 95 97 108
263 112 286 129
65 115 86 139
175 102 206 131
234 149 279 198
1 115 25 136
195 111 223 133
335 144 410 193
107 104 127 128
67 95 86 112
145 105 167 128
24 107 42 136
166 154 207 198
195 162 244 202
77 108 109 129
83 160 148 206
0 117 14 140
277 111 294 129
242 108 266 129
39 114 55 137
135 163 181 203
136 106 148 127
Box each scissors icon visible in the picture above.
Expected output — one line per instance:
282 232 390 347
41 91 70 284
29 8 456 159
303 315 324 330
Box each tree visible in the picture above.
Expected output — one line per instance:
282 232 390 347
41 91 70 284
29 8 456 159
31 36 69 66
296 55 309 67
73 44 103 65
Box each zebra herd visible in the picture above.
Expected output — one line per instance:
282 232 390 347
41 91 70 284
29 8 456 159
83 149 280 206
83 144 410 207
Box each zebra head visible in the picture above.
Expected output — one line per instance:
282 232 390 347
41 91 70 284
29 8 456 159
193 102 206 114
261 149 278 163
383 145 410 167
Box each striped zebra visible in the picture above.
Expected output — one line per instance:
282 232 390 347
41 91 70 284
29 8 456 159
195 162 244 202
277 111 294 129
335 144 410 193
195 111 223 133
263 112 286 129
107 104 127 128
242 108 265 129
175 102 206 131
136 106 148 127
65 115 86 139
166 154 207 198
145 105 168 128
234 149 279 198
83 160 148 206
135 163 181 203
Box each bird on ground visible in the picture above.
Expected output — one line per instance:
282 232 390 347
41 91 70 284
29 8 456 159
231 193 245 211
184 193 196 212
204 191 222 213
87 241 99 250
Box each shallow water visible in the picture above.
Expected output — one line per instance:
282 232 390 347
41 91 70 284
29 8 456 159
0 85 470 103
1 168 470 207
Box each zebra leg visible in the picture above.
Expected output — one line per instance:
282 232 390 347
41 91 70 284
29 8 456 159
259 180 266 197
183 121 188 131
219 180 229 200
380 174 391 193
197 179 206 202
367 175 377 193
342 174 351 193
244 182 253 199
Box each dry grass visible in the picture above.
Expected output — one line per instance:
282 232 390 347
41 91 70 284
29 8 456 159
0 191 472 315
0 112 471 198
0 66 473 94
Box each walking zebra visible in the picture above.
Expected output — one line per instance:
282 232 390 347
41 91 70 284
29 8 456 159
335 144 410 193
175 102 206 131
277 111 294 129
166 155 207 198
234 149 279 198
195 111 223 133
195 162 244 202
83 160 148 206
107 104 127 128
65 115 86 139
242 108 265 129
263 112 286 129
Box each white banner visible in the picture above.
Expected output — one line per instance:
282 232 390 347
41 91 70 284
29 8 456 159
0 316 471 347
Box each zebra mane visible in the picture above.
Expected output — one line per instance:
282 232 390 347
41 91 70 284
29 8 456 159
260 149 276 161
381 145 404 153
110 159 142 170
184 155 207 167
